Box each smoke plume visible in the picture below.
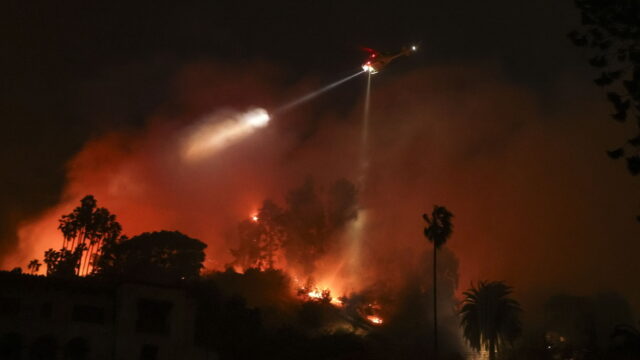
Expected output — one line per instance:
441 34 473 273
4 61 640 313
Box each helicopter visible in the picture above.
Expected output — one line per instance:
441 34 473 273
361 45 417 74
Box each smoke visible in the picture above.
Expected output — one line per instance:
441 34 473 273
4 60 640 314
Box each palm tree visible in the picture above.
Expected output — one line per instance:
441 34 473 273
27 259 41 274
460 281 522 360
58 195 122 276
423 205 453 359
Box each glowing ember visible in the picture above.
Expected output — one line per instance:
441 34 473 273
366 315 384 325
251 215 259 222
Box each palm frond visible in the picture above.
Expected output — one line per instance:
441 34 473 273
459 281 522 355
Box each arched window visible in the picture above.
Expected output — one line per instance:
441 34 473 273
63 337 89 360
29 335 57 360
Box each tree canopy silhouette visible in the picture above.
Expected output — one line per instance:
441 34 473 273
43 195 122 277
231 178 358 275
460 281 522 360
231 200 287 270
114 230 206 282
27 259 41 274
569 0 640 220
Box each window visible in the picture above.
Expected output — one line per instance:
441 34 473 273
136 299 172 335
140 344 158 360
71 305 104 324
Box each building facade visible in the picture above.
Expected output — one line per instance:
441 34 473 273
0 272 212 360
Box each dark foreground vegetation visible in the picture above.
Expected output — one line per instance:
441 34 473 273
0 192 635 360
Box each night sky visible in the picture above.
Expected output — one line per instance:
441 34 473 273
2 1 639 310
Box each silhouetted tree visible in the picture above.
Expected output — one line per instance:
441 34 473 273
423 205 453 358
256 200 287 269
92 234 127 277
51 195 122 276
569 0 640 220
115 230 206 282
27 259 41 274
231 200 286 270
43 246 83 277
231 219 263 269
283 179 328 274
460 281 522 360
232 178 359 275
83 207 122 274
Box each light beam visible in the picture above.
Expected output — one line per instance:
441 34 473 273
273 70 365 115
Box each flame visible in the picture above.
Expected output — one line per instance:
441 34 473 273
304 288 344 306
366 315 383 325
307 289 324 299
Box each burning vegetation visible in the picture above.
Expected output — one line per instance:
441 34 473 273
22 171 639 359
230 178 358 275
24 182 471 359
7 43 638 358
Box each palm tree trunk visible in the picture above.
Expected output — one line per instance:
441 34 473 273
90 238 104 275
433 243 438 360
71 229 84 256
69 235 76 253
81 242 94 276
73 229 86 275
83 236 101 276
489 340 496 360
